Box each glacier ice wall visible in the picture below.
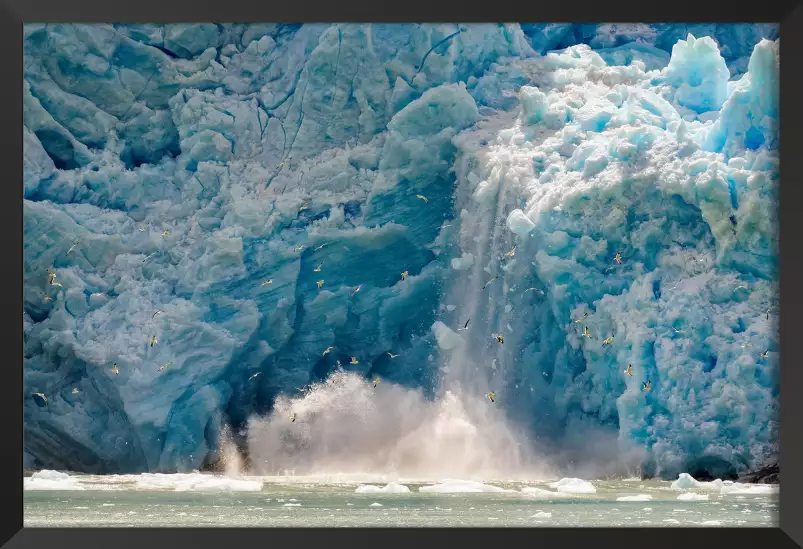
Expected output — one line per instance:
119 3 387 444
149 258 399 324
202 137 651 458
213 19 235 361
23 23 779 479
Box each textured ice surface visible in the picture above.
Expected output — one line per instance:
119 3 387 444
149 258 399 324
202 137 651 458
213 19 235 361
23 23 779 478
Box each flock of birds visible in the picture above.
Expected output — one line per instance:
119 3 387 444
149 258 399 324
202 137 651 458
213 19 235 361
27 197 777 422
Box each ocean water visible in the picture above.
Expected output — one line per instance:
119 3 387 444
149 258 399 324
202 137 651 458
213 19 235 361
23 472 778 527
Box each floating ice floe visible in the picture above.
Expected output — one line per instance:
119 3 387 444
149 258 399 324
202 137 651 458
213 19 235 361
520 486 573 499
616 494 653 502
548 478 597 494
24 470 85 491
135 473 263 492
418 479 510 493
355 482 411 494
677 493 709 501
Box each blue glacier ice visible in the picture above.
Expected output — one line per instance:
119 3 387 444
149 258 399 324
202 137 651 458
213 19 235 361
23 23 779 480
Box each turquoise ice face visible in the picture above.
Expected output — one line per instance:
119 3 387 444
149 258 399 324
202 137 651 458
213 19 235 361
23 23 779 479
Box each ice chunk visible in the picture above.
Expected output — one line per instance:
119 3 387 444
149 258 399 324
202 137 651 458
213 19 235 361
616 494 653 502
432 321 463 351
355 482 411 494
418 479 509 493
677 493 709 501
663 34 730 114
451 253 475 271
720 484 778 496
507 209 536 236
25 470 85 491
135 473 263 492
548 478 597 494
519 86 549 125
671 474 724 491
705 39 779 156
521 486 572 499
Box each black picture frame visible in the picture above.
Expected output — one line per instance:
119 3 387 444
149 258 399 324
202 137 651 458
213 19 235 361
3 1 801 547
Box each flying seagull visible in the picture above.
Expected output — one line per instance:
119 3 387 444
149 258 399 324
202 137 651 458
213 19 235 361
416 194 428 203
322 346 334 356
486 392 495 403
458 318 470 331
483 276 498 290
624 364 633 376
387 352 398 359
351 285 363 296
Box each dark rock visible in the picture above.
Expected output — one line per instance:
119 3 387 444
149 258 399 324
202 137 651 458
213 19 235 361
737 462 779 484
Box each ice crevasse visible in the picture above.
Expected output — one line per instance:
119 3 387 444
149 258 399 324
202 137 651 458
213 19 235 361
23 23 779 479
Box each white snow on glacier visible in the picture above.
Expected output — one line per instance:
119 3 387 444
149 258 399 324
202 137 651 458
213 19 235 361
23 23 779 479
